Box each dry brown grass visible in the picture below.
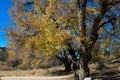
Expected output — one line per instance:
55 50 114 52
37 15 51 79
0 66 65 76
0 58 120 77
0 69 45 76
90 58 120 76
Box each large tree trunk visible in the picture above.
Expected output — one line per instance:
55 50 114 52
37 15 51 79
72 44 92 80
73 57 91 80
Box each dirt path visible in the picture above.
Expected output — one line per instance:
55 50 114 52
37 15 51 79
0 74 73 80
1 75 120 80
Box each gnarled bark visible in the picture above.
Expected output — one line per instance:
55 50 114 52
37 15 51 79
73 53 91 80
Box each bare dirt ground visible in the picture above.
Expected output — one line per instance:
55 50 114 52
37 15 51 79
0 66 73 80
0 75 73 80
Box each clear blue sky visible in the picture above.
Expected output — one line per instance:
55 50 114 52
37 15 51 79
0 0 11 47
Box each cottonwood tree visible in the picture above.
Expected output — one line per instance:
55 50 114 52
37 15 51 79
7 0 120 79
72 0 120 79
7 0 70 68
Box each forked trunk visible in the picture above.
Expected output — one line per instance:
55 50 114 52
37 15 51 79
73 59 90 80
73 44 92 80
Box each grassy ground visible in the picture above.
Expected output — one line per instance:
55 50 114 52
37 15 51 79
0 58 120 78
0 66 66 76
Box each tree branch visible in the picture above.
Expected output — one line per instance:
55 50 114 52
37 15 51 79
24 1 33 6
89 0 111 43
98 17 116 29
107 0 120 10
91 0 108 31
76 0 87 36
91 0 119 31
72 26 80 36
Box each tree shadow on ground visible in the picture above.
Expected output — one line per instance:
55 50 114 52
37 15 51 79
91 70 120 80
92 75 120 80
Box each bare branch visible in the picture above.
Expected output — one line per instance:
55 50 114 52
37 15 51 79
98 17 116 29
72 26 80 36
92 0 108 30
24 1 33 6
107 0 120 10
93 0 119 30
